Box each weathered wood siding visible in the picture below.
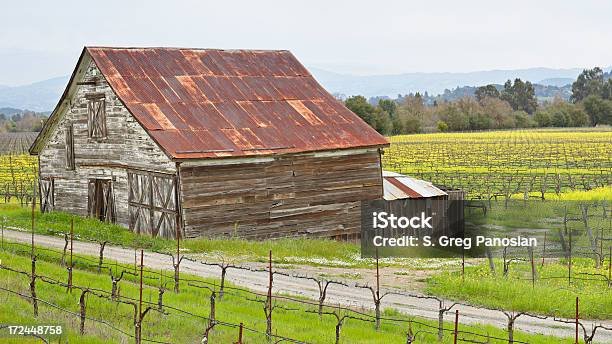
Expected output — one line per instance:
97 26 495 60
38 60 176 227
179 149 383 239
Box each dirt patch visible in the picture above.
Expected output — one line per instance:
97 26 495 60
237 260 468 292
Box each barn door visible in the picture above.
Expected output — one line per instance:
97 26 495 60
128 172 152 235
128 171 179 238
39 178 54 213
87 179 115 223
152 175 177 238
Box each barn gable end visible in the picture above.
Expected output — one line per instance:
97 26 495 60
35 54 177 232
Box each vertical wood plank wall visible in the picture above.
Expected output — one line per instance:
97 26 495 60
179 150 383 239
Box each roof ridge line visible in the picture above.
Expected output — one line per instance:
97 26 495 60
85 46 291 53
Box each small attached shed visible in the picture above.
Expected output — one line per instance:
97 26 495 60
29 47 389 239
380 171 453 230
382 171 448 201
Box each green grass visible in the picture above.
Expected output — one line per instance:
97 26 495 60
0 296 108 344
0 243 576 343
426 258 612 320
0 204 362 266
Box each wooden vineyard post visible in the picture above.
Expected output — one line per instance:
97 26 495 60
67 219 74 293
600 227 604 267
172 233 183 293
31 181 36 257
575 297 579 344
453 309 459 344
133 250 153 344
568 228 572 286
235 322 243 344
97 241 108 273
608 247 611 288
541 232 546 267
461 250 465 283
438 301 445 342
157 269 165 310
79 289 89 335
530 246 536 288
176 229 180 292
30 256 38 317
204 290 216 339
265 250 273 339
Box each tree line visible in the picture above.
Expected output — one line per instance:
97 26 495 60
345 67 612 134
0 112 48 133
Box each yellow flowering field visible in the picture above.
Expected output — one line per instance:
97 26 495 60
383 128 611 199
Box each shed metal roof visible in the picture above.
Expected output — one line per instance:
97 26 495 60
382 171 447 200
82 47 388 159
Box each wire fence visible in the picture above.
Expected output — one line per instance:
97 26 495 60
0 226 611 344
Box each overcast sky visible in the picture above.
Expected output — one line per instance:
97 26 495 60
1 0 611 85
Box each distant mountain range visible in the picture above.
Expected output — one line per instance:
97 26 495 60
307 67 598 98
0 107 33 116
0 76 68 112
0 66 609 112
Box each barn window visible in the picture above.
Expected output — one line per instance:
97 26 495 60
86 93 107 138
65 124 75 170
87 179 116 223
128 170 178 238
40 177 54 213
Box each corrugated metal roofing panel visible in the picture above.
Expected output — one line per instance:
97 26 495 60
86 47 389 159
382 171 447 200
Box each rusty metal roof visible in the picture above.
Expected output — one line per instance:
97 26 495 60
85 47 388 159
382 171 447 200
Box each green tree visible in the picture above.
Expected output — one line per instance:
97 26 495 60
512 111 530 128
402 116 422 133
373 109 392 134
468 112 493 130
582 95 612 126
474 84 500 102
537 100 589 128
378 99 397 117
396 94 427 134
500 79 538 114
438 104 469 131
568 107 589 127
345 96 375 124
390 116 403 135
436 120 449 132
551 110 569 127
534 111 552 127
571 67 604 103
601 79 612 100
479 97 514 128
345 96 396 134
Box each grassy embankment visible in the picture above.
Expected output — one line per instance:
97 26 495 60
427 258 612 320
0 203 361 266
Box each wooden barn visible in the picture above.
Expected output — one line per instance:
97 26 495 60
29 47 389 239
